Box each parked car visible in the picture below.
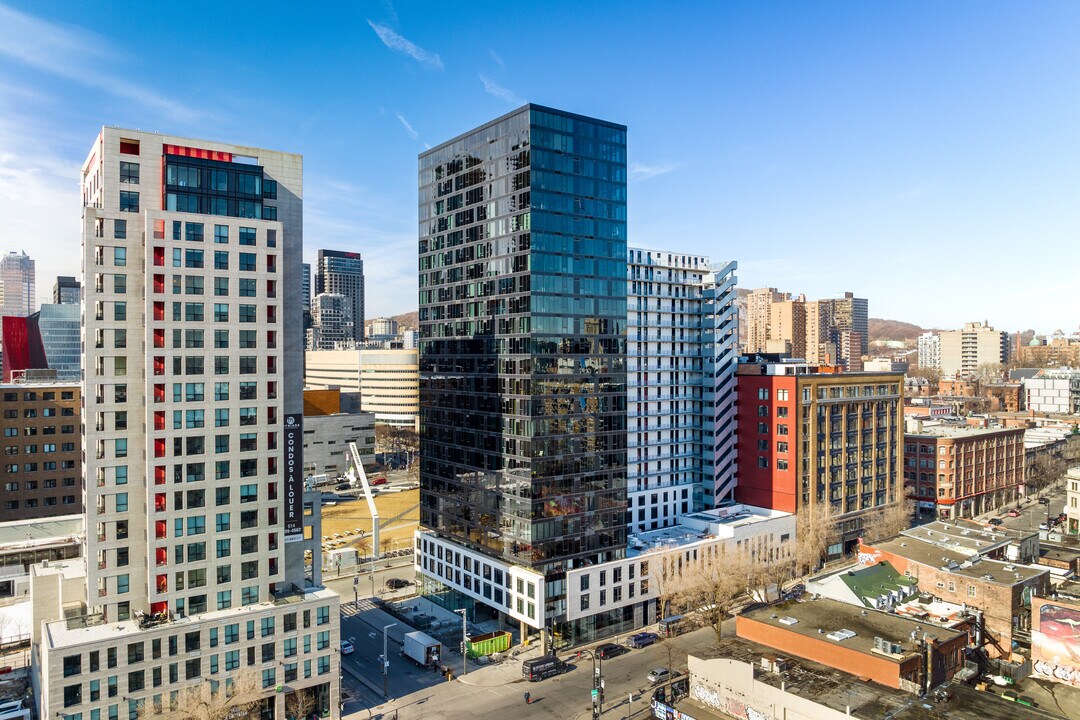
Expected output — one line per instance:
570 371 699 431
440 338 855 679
334 482 351 491
340 640 355 655
647 668 673 685
385 577 413 590
1007 510 1022 518
1001 689 1019 702
628 632 660 649
596 643 626 660
1038 497 1051 505
371 476 388 486
988 518 1003 527
1017 696 1035 708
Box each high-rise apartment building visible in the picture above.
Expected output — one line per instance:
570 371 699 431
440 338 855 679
745 287 786 353
735 358 904 556
820 292 868 357
0 381 81 521
32 129 339 720
309 292 354 349
938 321 1008 376
314 250 364 343
415 105 628 645
627 248 739 532
766 297 806 357
367 317 399 337
0 251 35 317
917 331 940 371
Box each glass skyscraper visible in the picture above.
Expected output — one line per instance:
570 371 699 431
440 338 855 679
417 105 628 633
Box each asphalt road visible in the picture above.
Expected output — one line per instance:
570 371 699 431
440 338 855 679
979 482 1067 533
342 621 734 720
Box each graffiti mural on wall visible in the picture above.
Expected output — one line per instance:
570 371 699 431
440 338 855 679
1032 601 1080 687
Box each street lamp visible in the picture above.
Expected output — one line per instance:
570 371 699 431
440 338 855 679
577 649 604 719
453 608 467 678
382 623 396 699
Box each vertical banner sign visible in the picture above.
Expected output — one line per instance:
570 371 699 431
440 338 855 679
284 414 304 543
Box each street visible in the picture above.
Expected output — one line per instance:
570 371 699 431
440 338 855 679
976 480 1068 534
339 618 735 720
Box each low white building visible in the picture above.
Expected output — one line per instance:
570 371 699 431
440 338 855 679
1024 368 1080 415
414 504 794 647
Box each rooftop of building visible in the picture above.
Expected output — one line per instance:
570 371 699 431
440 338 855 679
1039 545 1080 563
626 504 792 557
904 424 1023 439
838 562 917 604
891 595 973 628
868 536 1047 585
901 519 1034 552
44 585 340 650
700 637 1070 720
740 597 965 662
1052 580 1080 601
0 515 81 550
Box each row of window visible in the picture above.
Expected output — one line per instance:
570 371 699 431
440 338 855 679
1 391 76 402
3 442 76 453
2 407 75 419
4 496 77 510
4 461 76 473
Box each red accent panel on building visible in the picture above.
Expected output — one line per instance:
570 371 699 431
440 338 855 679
2 317 30 382
119 141 140 155
735 373 799 513
162 144 233 162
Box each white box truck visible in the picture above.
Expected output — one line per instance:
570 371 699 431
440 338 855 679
402 630 442 668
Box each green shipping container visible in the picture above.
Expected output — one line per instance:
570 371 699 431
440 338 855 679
466 630 511 658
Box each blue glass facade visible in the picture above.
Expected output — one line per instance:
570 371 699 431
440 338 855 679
419 106 628 622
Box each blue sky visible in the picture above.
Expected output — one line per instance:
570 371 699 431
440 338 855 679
1 1 1079 332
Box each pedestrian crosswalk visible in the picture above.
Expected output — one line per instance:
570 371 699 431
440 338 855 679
340 598 379 616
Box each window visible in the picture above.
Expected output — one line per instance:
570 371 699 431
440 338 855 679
185 303 203 321
238 253 256 271
239 227 256 246
113 301 126 321
119 190 139 212
185 223 204 242
238 278 257 297
239 305 257 323
214 251 228 270
114 218 127 239
215 383 229 402
214 304 229 322
120 161 139 184
214 277 229 296
63 654 82 677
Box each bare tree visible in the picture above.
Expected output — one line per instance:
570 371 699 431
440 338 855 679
139 668 265 720
1029 454 1067 496
644 546 687 619
380 535 394 556
860 496 916 544
681 547 752 642
284 688 318 720
795 502 839 577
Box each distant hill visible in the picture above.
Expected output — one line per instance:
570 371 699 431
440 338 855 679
869 318 925 343
391 311 419 330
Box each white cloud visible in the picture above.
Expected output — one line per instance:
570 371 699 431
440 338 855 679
479 74 523 106
629 161 679 181
0 5 202 123
367 21 444 70
395 112 419 141
489 49 505 68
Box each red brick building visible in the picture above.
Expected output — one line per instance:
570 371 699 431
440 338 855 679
857 535 1049 657
903 424 1025 520
737 598 967 692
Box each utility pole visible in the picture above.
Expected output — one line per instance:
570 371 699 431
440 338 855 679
453 608 468 677
353 575 359 610
382 623 396 698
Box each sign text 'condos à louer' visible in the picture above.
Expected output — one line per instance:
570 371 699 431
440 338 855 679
284 413 304 542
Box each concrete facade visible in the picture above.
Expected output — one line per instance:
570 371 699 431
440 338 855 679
304 348 420 428
302 412 375 477
938 322 1008 376
32 128 339 720
1024 368 1080 415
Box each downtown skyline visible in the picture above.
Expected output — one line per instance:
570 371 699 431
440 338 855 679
2 1 1080 331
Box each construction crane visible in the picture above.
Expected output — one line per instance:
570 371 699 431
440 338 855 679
347 441 380 559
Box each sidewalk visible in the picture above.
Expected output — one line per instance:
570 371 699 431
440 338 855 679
455 644 546 687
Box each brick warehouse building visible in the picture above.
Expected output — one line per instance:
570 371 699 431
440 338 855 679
904 424 1025 520
737 598 967 692
735 357 905 556
858 533 1049 657
0 380 81 520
